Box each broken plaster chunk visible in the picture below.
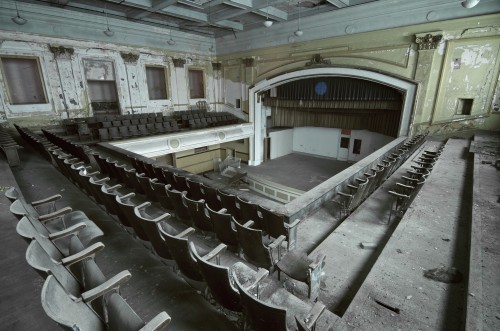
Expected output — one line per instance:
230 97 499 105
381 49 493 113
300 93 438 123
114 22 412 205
359 242 376 249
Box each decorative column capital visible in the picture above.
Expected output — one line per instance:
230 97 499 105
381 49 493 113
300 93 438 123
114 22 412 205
212 62 222 71
415 33 443 50
242 58 254 67
49 45 74 59
120 52 140 64
173 58 186 68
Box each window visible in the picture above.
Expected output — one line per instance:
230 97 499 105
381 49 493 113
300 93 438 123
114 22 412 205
353 139 362 154
188 69 205 98
1 57 47 104
83 60 119 114
146 66 168 100
340 137 350 149
456 98 473 115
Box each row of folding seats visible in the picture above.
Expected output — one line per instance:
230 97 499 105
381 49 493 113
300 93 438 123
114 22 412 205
387 143 445 221
85 152 330 328
331 134 427 218
0 126 22 166
14 125 54 162
98 122 181 141
34 130 330 329
4 186 170 331
42 128 91 163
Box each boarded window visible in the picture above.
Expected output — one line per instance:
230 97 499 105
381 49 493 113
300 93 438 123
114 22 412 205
83 60 119 114
353 139 362 154
1 57 47 104
340 137 350 149
146 66 168 100
188 69 205 99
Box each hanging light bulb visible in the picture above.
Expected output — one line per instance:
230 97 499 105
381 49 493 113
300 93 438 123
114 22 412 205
263 0 273 27
12 1 27 25
294 1 303 36
103 10 114 36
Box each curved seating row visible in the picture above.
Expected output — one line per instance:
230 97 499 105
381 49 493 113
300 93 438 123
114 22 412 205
5 187 171 331
71 110 242 142
44 141 330 329
331 134 427 219
0 126 22 166
387 143 445 221
13 124 54 162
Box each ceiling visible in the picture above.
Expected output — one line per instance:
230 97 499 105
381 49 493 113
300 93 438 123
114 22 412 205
15 0 380 37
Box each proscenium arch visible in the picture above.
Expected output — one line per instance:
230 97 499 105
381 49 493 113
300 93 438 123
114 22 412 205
248 67 418 166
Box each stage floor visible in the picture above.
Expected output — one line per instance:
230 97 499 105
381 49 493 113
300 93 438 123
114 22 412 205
242 153 352 192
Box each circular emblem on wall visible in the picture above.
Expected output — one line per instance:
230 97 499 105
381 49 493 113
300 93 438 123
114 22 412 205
218 132 226 141
169 138 180 149
315 81 328 96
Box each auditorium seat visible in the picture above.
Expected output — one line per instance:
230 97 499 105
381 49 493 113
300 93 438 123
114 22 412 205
233 269 326 331
206 204 239 249
258 206 301 251
183 195 213 233
41 273 171 331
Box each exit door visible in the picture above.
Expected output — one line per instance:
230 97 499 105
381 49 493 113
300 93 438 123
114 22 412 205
338 129 351 161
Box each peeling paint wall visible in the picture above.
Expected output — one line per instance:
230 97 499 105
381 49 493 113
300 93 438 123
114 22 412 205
0 31 217 126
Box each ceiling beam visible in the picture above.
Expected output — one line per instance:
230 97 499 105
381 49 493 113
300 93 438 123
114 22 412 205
326 0 349 8
210 0 288 22
127 0 178 19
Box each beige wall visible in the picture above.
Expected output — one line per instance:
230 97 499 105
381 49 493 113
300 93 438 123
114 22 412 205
218 14 500 136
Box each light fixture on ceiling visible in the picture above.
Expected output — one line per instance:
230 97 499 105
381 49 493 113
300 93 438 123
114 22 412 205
12 1 27 25
103 10 114 36
263 0 273 27
167 30 176 45
461 0 481 8
294 1 303 37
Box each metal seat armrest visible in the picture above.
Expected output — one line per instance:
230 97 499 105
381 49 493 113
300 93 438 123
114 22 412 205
176 227 196 238
31 194 62 207
38 206 73 223
121 192 136 200
81 270 132 303
139 311 171 331
203 243 227 265
136 201 152 211
61 242 105 267
269 235 286 250
338 191 353 198
48 222 87 241
388 190 409 198
396 182 414 190
298 302 326 330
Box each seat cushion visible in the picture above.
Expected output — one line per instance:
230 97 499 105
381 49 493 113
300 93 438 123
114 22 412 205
276 251 312 283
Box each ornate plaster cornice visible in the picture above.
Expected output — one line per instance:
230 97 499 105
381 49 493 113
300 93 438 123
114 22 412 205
305 54 331 67
415 33 443 50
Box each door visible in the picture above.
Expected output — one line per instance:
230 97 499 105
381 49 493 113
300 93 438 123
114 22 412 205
337 129 351 161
